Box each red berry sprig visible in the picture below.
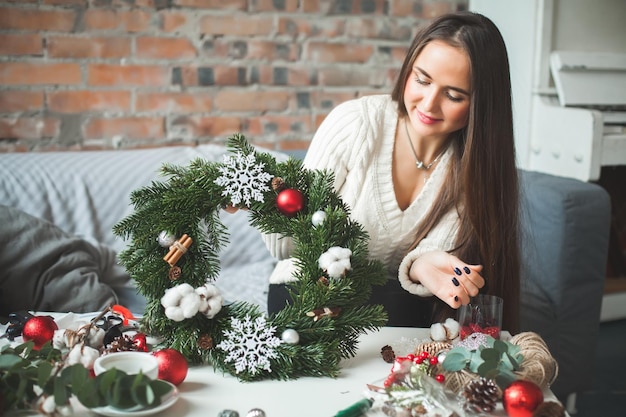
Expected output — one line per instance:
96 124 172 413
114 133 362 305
383 351 445 388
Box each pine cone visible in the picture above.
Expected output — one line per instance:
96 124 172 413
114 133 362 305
380 345 395 363
102 334 140 354
462 377 501 413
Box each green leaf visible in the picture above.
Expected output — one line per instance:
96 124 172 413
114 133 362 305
468 351 483 373
53 377 69 406
107 376 136 410
150 379 173 398
477 359 500 377
441 350 470 371
495 369 518 389
480 348 501 362
74 378 103 408
493 339 508 353
0 353 23 370
504 352 521 371
37 361 53 386
130 376 155 408
97 368 120 397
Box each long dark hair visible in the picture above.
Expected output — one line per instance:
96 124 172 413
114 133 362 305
392 12 521 333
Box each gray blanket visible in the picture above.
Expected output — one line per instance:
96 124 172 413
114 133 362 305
0 205 144 317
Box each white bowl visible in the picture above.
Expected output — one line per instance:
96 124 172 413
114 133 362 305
93 352 159 380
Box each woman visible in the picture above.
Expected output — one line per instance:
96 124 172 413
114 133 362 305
264 12 520 333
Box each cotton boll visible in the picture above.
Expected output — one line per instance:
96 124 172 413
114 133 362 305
326 263 346 279
180 292 201 318
40 395 56 414
318 252 335 270
87 327 105 348
430 322 447 342
165 306 185 322
196 284 223 319
79 346 100 369
443 318 460 339
53 329 68 350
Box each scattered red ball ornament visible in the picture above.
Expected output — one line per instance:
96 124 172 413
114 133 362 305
276 188 305 217
133 333 148 352
435 374 445 383
503 380 544 417
152 348 188 386
22 316 58 350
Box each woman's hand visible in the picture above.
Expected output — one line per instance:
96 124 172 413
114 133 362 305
408 250 484 308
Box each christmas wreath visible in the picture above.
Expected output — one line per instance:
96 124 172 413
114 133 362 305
113 134 388 381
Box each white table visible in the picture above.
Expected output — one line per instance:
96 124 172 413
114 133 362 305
2 317 564 417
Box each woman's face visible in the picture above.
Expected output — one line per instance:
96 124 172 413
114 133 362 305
403 40 471 141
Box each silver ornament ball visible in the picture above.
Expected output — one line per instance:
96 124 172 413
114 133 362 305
281 328 300 344
311 210 327 226
157 230 176 247
246 408 266 417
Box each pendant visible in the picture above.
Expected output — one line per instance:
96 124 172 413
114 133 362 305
415 161 424 169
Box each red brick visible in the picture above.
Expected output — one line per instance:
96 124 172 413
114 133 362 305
0 117 60 139
252 0 299 12
346 18 413 41
214 91 289 112
245 115 312 136
0 91 44 113
199 15 274 36
173 0 246 9
83 117 165 140
136 37 197 60
84 9 152 32
0 34 43 56
47 91 131 113
305 42 373 63
88 64 170 87
390 0 422 16
246 40 300 61
169 115 241 138
277 139 312 153
213 66 246 86
136 92 212 113
44 0 86 5
160 11 188 33
0 7 76 32
256 66 313 86
277 17 346 38
422 1 455 18
317 67 386 86
302 0 322 13
0 63 81 86
47 36 131 58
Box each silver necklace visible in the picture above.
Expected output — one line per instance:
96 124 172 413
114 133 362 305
404 119 446 170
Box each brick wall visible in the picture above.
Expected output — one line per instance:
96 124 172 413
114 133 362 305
0 0 467 153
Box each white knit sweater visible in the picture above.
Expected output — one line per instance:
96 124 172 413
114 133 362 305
264 94 460 296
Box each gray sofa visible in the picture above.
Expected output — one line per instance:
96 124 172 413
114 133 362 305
0 145 610 404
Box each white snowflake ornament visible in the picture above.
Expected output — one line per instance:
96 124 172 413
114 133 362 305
217 315 282 375
214 152 272 207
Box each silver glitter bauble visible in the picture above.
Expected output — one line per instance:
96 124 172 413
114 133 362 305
157 230 176 247
281 328 300 345
246 409 266 417
311 210 327 226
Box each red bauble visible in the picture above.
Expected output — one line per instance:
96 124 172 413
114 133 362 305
276 188 305 217
22 316 58 349
133 333 148 352
503 380 544 417
152 348 188 386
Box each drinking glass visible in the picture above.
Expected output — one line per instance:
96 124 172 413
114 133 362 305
457 294 503 340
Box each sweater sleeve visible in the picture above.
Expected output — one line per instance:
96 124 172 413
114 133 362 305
262 99 365 263
397 208 460 296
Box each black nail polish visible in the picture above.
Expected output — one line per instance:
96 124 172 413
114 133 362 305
452 277 460 287
463 266 471 274
454 267 462 275
454 295 459 302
